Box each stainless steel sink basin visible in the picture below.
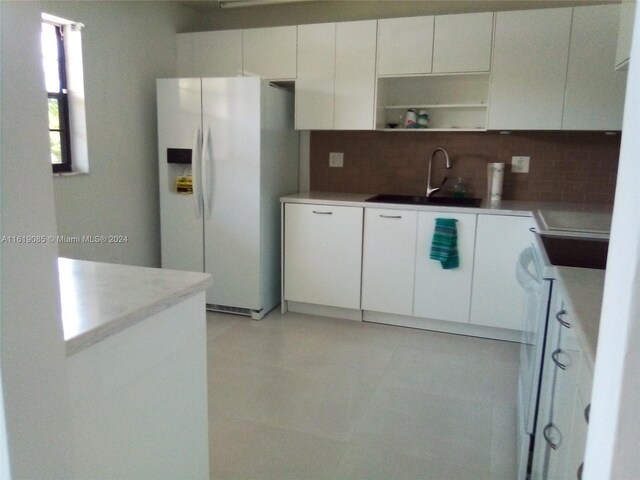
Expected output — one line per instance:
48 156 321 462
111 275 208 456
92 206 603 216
365 194 482 208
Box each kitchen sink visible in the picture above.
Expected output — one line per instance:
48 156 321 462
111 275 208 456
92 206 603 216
540 235 609 270
365 194 482 208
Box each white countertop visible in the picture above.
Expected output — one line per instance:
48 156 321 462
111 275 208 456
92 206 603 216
59 257 212 356
281 191 611 219
535 208 612 239
555 266 606 370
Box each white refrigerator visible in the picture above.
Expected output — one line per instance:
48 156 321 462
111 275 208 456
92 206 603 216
157 77 298 319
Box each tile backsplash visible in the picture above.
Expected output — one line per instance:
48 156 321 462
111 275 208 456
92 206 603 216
310 131 620 205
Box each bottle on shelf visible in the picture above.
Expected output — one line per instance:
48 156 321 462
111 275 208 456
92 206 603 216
417 110 429 128
404 109 417 128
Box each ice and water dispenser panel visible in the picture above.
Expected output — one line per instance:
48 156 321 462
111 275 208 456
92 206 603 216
167 148 193 194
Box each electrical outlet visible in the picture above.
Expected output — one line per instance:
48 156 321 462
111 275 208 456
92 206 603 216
329 152 344 168
512 156 530 173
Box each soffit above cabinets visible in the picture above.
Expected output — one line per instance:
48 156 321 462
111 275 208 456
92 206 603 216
178 0 609 14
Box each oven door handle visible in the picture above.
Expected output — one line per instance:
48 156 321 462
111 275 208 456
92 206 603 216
543 422 562 450
556 309 571 328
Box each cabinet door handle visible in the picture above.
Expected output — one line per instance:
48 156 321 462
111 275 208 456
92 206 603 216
312 210 333 215
556 309 571 328
543 422 562 450
551 348 571 370
379 214 402 219
529 227 536 233
578 462 584 480
584 404 590 424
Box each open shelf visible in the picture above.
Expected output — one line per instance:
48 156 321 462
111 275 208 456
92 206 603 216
376 73 490 131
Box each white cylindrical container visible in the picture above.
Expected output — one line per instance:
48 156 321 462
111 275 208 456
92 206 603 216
487 162 505 207
404 109 417 128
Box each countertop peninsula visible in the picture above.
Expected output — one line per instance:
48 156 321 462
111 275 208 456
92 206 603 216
59 257 212 356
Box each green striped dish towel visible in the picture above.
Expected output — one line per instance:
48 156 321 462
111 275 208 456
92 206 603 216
430 218 459 269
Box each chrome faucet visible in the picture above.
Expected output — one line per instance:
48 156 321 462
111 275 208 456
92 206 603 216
426 147 452 197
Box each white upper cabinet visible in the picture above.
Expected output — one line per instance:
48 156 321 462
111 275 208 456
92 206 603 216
432 12 494 73
563 5 626 130
616 0 637 69
488 8 572 130
295 23 335 130
243 26 297 80
297 21 376 130
177 30 243 78
377 16 434 76
334 20 377 130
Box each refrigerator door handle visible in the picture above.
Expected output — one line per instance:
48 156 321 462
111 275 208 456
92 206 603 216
192 126 203 219
201 124 214 219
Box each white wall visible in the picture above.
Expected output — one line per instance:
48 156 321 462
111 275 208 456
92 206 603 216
45 1 200 267
585 3 640 478
0 2 201 477
0 2 72 477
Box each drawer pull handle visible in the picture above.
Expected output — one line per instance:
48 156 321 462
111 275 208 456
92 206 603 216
552 348 571 370
584 404 590 424
556 309 571 328
379 215 402 219
312 210 333 215
543 422 562 450
529 227 536 233
578 462 584 480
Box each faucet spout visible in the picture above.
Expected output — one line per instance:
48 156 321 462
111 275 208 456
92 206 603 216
426 147 452 197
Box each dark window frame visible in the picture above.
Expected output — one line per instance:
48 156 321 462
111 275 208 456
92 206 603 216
46 23 72 173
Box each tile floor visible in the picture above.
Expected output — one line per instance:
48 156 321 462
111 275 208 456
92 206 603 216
207 308 519 480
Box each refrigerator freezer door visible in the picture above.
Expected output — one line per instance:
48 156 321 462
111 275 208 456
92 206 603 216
201 77 262 309
157 78 205 272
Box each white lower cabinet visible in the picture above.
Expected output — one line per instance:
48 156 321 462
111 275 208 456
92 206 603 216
546 333 581 479
282 201 532 337
470 214 533 330
566 385 590 480
533 290 588 480
361 208 417 315
283 203 363 309
413 211 477 323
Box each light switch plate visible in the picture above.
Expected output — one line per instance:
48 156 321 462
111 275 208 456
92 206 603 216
512 156 530 173
329 152 344 168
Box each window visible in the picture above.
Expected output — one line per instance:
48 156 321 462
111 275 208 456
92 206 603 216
40 14 88 175
42 22 72 173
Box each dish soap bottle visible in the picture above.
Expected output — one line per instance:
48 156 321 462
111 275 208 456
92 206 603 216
453 177 468 198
